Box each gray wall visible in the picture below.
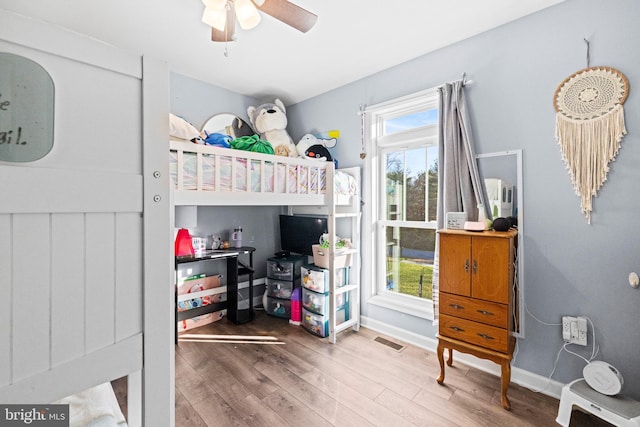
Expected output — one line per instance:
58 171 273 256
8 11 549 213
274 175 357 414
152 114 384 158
170 73 287 278
286 0 640 397
170 0 640 397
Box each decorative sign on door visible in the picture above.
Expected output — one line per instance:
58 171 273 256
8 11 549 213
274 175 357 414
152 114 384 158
0 52 54 162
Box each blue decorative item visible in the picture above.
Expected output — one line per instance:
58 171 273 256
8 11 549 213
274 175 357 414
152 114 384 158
203 131 232 148
313 130 339 148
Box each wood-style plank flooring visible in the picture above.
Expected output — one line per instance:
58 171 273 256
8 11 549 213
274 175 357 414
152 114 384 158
114 311 612 426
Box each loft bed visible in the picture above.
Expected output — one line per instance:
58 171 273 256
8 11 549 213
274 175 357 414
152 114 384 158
170 139 360 210
169 139 362 343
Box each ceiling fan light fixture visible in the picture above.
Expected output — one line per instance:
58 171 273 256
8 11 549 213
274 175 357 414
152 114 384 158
202 6 227 31
202 0 227 9
234 0 261 30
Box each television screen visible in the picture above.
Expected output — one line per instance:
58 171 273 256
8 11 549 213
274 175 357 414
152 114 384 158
279 215 327 256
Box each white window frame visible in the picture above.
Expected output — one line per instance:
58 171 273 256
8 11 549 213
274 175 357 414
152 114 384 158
364 87 439 320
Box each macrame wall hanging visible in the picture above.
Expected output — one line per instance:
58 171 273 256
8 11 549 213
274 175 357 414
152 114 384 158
554 61 629 223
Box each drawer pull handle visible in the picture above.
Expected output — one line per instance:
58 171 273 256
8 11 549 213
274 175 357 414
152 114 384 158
449 304 464 310
476 309 494 316
477 333 494 340
473 260 478 274
464 259 469 273
449 326 465 332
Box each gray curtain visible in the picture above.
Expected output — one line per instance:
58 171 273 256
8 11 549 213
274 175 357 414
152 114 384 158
432 80 486 326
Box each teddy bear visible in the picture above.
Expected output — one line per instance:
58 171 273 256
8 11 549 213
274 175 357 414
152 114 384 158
247 99 297 157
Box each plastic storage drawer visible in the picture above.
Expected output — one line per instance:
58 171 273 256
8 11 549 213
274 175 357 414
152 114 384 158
267 255 304 281
302 307 349 338
265 296 291 319
266 277 300 299
301 264 349 293
301 287 346 316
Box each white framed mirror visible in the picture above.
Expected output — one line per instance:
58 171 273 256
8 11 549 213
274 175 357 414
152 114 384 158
201 113 254 138
477 149 524 338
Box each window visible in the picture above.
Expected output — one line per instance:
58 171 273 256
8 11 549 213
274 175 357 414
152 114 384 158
367 88 439 319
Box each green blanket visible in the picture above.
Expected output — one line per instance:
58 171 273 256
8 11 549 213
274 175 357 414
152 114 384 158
230 135 274 155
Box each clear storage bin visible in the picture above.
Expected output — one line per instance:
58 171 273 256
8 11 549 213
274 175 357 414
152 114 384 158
266 278 300 299
302 287 346 316
267 255 304 281
301 264 348 293
265 296 291 319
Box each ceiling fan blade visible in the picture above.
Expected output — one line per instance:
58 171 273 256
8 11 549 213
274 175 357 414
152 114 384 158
254 0 318 33
211 5 236 42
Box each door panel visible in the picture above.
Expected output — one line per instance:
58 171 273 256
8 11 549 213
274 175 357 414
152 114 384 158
439 233 471 296
471 236 511 303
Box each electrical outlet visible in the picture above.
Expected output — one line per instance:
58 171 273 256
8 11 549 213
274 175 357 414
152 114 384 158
576 316 588 346
562 316 575 342
561 315 587 346
570 320 579 343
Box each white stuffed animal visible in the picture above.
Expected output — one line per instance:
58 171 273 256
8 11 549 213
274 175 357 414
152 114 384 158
247 99 297 157
296 133 336 162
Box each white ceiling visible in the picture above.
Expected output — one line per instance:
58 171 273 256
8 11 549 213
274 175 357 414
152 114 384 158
0 0 565 105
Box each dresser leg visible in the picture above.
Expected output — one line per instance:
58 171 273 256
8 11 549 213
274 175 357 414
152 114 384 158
446 348 453 366
500 360 512 410
436 340 446 384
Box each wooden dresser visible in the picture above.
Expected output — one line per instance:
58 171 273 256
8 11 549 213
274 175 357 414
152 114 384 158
436 228 518 410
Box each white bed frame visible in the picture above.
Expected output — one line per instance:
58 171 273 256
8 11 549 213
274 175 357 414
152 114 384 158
170 140 360 211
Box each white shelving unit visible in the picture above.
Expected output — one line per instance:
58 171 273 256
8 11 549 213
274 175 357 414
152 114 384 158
291 166 361 344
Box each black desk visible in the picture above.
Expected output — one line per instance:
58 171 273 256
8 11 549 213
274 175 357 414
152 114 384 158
175 247 255 343
217 246 256 324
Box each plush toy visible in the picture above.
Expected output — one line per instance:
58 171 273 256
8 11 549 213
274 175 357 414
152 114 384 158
296 133 335 162
305 144 333 162
247 99 297 157
296 134 316 159
231 117 255 138
203 131 232 148
210 235 223 250
274 144 292 157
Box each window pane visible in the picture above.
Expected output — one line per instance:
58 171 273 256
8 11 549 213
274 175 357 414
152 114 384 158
383 108 438 136
385 151 405 221
385 226 435 299
385 147 437 221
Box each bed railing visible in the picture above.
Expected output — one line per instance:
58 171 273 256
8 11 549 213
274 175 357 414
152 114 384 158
170 140 335 206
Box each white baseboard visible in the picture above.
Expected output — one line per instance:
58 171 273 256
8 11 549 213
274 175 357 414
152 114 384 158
360 315 564 399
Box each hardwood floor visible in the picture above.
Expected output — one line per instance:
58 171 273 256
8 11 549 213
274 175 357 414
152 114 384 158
114 310 613 426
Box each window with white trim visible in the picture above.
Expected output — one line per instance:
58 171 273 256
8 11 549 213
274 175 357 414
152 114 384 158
367 88 439 319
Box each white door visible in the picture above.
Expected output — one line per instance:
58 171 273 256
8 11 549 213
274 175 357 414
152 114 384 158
0 10 173 426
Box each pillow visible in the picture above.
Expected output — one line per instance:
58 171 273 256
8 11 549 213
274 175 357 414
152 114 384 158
169 113 200 141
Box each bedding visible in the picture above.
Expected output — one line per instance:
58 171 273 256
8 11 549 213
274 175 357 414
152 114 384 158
169 113 200 141
55 383 127 427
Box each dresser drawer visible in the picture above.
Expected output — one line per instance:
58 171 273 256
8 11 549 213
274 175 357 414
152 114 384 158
439 314 510 353
440 293 509 328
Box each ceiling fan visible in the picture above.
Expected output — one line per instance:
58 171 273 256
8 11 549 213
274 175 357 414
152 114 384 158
202 0 318 42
